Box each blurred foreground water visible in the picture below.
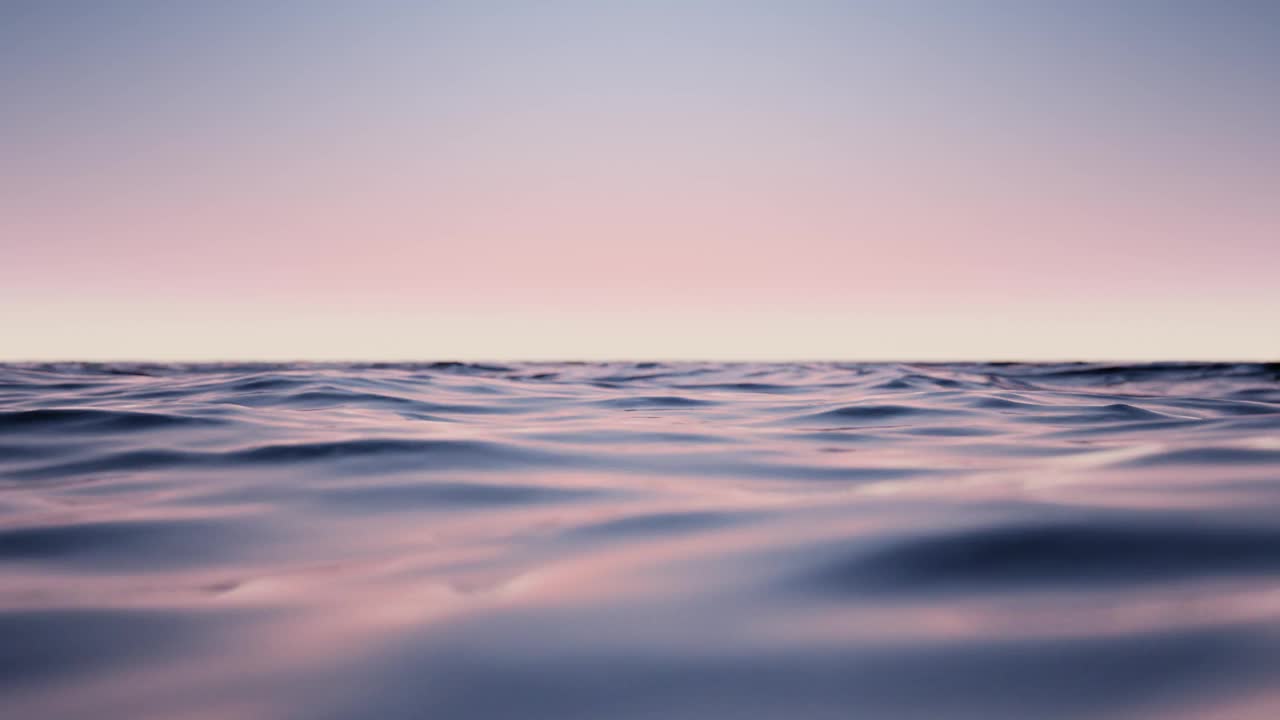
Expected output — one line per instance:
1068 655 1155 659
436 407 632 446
2 361 1280 719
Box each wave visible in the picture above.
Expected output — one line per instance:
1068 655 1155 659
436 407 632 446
8 438 562 480
809 517 1280 596
0 408 224 433
0 361 1277 719
789 403 972 426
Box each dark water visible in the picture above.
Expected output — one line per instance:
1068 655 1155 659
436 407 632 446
3 362 1280 720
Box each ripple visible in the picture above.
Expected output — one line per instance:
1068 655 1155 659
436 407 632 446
0 408 223 433
592 395 719 409
0 518 262 569
227 438 544 466
790 403 968 425
810 518 1280 595
0 361 1277 719
8 438 568 481
312 480 604 510
1122 446 1280 467
564 510 760 541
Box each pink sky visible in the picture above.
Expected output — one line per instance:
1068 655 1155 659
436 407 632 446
3 2 1277 360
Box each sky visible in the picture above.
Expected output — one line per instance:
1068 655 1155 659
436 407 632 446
2 0 1277 361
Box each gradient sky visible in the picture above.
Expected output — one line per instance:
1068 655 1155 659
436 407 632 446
2 1 1277 360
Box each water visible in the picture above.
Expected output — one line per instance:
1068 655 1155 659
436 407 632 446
2 361 1279 719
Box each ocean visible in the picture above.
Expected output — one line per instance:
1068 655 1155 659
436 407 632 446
2 361 1279 719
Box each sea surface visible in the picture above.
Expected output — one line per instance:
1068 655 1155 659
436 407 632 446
2 361 1279 719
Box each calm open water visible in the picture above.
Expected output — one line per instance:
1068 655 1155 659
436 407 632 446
2 361 1280 719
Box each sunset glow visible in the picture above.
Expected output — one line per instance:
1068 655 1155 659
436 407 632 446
3 1 1276 359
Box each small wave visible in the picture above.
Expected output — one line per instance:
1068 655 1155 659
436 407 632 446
426 361 515 374
312 480 602 510
790 403 967 425
0 408 223 433
0 518 258 569
523 429 734 446
8 449 204 480
564 510 760 541
8 438 564 480
592 395 718 409
226 389 418 409
809 519 1280 595
675 382 801 394
1121 446 1280 467
1018 403 1184 426
229 438 550 467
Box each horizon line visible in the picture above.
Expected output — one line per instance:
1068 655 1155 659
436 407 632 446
2 357 1275 365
